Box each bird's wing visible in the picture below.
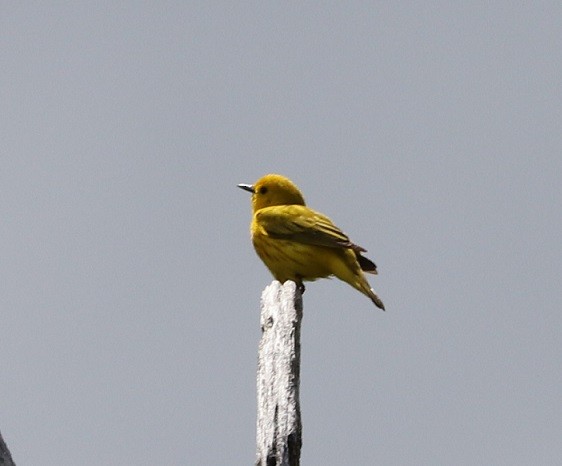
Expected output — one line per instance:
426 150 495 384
255 205 367 252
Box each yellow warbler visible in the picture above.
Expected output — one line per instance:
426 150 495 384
238 174 385 310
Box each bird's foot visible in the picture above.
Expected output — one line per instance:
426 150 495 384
295 276 306 294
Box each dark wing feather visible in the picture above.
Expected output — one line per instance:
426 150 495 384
357 253 378 274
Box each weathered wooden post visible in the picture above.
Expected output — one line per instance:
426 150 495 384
255 281 303 466
0 429 16 466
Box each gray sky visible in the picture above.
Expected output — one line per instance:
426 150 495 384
2 3 561 465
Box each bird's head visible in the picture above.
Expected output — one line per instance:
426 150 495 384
238 174 306 213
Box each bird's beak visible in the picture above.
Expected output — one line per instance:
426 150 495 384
238 183 255 193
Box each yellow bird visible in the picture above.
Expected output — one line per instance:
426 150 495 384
238 174 385 310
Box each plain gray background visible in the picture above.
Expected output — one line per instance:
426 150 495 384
2 3 561 465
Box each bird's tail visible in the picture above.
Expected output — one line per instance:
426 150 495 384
352 272 386 310
333 252 385 310
367 287 385 311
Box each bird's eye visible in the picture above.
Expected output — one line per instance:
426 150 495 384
259 186 268 194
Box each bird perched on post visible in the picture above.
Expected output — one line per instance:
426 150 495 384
238 174 385 310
